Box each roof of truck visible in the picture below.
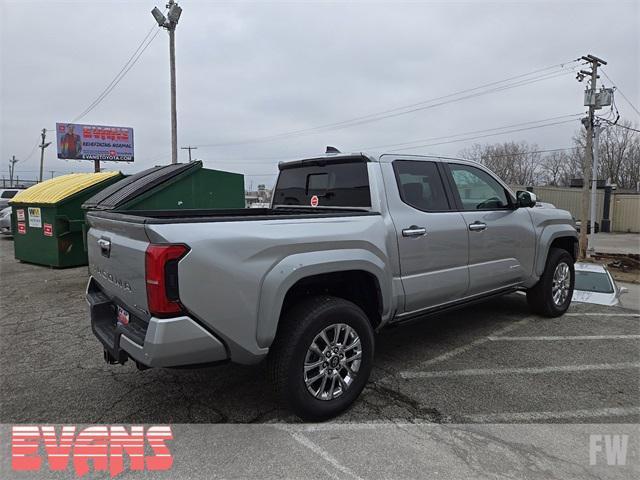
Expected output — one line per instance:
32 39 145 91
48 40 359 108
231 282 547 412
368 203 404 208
277 152 469 169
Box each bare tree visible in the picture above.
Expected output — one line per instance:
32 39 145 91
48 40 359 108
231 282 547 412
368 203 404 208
459 141 542 185
540 151 571 186
457 123 638 189
596 120 639 189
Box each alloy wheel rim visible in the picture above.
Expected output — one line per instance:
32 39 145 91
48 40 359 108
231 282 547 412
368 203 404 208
303 323 362 401
552 262 571 306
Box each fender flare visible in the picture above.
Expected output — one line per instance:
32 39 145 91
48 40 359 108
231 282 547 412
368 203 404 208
535 226 578 277
256 249 392 348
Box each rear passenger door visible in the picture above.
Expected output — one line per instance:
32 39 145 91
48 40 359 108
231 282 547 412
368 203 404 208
443 162 536 296
383 159 469 314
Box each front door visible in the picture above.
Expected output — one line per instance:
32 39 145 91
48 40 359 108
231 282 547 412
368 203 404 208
445 162 536 296
382 159 469 313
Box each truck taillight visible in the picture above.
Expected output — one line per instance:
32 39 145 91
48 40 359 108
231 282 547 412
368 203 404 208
145 244 189 317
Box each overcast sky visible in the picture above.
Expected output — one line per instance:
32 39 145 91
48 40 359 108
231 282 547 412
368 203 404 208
1 0 638 188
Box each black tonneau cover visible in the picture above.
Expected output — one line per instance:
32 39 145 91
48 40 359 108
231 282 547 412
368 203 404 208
82 162 199 210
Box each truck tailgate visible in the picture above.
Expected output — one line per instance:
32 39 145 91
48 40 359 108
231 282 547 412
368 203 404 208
86 213 150 316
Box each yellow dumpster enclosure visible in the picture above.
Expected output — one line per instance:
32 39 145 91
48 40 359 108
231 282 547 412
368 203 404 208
10 172 123 267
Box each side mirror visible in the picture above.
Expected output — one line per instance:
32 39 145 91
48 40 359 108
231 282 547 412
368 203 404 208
516 190 537 208
619 286 628 295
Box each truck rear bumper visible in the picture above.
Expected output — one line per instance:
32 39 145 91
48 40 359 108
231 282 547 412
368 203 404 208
87 278 228 367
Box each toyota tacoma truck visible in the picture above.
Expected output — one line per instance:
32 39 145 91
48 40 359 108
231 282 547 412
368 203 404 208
86 152 577 420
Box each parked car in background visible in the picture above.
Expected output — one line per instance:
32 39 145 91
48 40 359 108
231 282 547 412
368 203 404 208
0 207 11 236
572 262 627 306
0 188 23 209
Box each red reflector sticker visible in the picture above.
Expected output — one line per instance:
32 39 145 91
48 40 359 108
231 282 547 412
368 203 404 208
310 195 319 207
17 222 26 235
117 306 130 325
43 223 53 237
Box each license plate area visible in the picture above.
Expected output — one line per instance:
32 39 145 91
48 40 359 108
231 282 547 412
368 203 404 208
117 305 130 325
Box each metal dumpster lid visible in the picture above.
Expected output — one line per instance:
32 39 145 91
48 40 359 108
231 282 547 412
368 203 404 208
9 172 121 206
82 161 200 210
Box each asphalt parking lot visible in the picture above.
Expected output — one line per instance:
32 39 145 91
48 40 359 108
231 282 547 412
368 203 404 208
1 236 638 427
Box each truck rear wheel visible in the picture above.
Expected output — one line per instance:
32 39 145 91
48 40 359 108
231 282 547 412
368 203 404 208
268 295 374 421
526 247 574 317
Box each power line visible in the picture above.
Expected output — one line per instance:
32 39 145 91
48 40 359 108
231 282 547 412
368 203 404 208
468 146 578 161
71 23 162 123
363 113 582 150
195 60 580 148
601 70 640 118
599 118 640 133
197 67 577 147
389 118 580 152
20 142 40 164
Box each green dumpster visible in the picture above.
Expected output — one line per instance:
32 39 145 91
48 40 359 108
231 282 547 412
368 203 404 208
82 161 244 211
10 172 123 267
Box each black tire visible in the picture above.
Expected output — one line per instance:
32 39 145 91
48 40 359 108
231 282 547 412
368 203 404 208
526 248 575 317
267 295 375 421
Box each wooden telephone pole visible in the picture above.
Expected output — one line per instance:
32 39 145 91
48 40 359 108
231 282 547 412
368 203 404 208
39 128 52 182
578 54 607 259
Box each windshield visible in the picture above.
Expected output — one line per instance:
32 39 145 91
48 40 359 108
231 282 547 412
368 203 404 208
575 270 614 293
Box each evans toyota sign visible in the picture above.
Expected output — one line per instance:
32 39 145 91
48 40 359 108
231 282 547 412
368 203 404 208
56 123 134 162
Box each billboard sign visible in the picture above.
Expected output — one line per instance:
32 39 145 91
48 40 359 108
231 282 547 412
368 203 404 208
56 123 134 162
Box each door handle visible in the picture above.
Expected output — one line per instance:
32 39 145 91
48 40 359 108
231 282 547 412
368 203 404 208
468 222 487 232
402 226 427 237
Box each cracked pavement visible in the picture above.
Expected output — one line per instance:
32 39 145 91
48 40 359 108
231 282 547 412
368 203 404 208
1 237 639 425
1 237 639 478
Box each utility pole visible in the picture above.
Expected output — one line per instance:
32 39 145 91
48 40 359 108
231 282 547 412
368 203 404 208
589 122 601 251
181 145 197 162
577 54 607 259
9 155 18 187
39 128 52 182
151 1 182 165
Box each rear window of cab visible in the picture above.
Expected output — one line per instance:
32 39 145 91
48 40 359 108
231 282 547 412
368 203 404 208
273 161 371 208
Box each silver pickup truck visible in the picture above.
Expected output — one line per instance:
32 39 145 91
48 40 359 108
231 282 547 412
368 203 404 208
86 152 577 420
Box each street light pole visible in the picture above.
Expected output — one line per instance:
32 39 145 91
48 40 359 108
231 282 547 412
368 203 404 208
169 25 178 164
152 1 182 165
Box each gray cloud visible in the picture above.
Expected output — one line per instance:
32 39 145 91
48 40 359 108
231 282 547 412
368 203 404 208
1 0 638 187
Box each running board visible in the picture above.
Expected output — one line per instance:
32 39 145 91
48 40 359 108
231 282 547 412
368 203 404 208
390 287 520 327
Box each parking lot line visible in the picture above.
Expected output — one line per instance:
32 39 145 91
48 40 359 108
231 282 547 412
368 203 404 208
400 362 640 379
285 430 364 480
415 315 535 369
563 312 640 317
488 335 640 341
461 406 640 423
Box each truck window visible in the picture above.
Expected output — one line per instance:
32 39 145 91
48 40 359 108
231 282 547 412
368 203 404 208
274 161 371 207
448 164 510 210
393 160 450 211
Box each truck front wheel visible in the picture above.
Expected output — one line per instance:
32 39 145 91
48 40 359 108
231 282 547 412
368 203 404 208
526 247 575 317
268 295 375 421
